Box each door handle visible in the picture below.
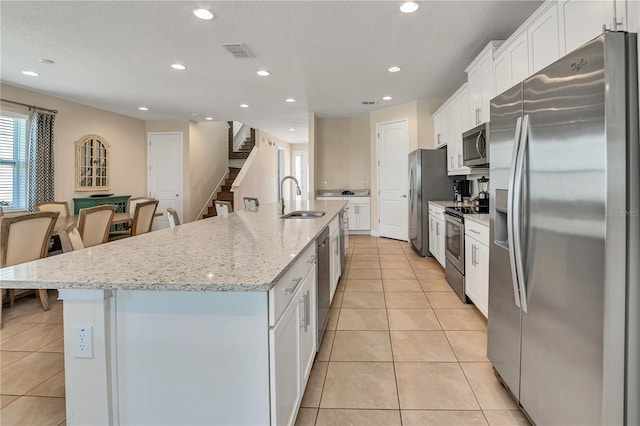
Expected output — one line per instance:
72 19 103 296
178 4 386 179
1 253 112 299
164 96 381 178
513 114 530 312
507 115 526 310
175 194 179 197
401 194 407 198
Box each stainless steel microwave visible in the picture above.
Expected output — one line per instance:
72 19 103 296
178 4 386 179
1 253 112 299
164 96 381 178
462 123 489 166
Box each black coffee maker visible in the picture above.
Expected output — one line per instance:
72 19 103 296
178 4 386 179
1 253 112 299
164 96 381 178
453 179 471 202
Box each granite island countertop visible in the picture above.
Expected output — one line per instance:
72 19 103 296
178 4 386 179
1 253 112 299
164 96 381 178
0 200 347 292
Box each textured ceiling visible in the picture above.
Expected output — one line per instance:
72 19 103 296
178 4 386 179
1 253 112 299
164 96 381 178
0 1 542 143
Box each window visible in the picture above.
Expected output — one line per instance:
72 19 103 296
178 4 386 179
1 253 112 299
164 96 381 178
76 134 110 191
0 114 28 211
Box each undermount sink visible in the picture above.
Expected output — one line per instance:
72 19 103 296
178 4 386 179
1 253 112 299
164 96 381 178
281 210 326 219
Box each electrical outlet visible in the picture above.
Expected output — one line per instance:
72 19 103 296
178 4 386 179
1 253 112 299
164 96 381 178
321 181 327 188
364 180 369 187
73 325 93 359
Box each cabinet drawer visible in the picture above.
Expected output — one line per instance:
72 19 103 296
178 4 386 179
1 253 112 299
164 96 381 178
299 243 317 279
269 262 303 327
465 220 489 245
428 204 445 221
269 244 316 327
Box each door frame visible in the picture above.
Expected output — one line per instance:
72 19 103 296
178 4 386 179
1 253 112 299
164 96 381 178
376 118 410 241
292 149 309 201
147 131 184 224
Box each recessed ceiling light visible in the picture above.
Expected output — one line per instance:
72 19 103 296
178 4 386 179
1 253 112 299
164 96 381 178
289 128 295 131
171 63 187 70
240 104 249 108
388 66 401 73
21 70 39 77
382 96 392 101
138 106 149 111
400 1 419 13
205 117 214 121
194 8 214 20
257 70 271 77
285 98 296 103
39 59 55 64
192 113 199 116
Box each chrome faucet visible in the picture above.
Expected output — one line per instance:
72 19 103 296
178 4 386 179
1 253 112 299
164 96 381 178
280 175 302 215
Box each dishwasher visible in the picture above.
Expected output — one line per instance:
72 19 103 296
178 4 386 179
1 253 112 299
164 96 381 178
316 227 330 348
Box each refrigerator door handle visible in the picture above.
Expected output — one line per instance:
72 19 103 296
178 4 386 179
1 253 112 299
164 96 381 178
513 114 529 313
507 116 523 309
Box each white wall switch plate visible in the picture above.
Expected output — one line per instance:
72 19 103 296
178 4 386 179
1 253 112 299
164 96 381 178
73 325 93 359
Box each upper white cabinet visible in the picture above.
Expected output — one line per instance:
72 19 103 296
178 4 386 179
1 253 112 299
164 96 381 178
528 1 561 74
558 0 625 55
466 41 503 128
494 31 530 95
433 104 449 148
446 85 471 175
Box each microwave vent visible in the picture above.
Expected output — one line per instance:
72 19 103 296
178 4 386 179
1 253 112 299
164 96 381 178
221 43 253 58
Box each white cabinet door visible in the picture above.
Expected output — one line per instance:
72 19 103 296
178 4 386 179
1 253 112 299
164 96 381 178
357 203 371 231
329 231 340 300
558 0 616 55
528 2 561 74
447 94 460 173
495 32 530 96
299 264 317 384
464 235 489 319
467 51 495 126
269 295 301 426
465 236 480 306
435 218 445 268
429 216 437 258
475 241 489 318
346 203 357 231
434 109 447 148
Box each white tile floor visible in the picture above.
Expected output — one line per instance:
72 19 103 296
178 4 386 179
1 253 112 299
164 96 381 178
295 235 530 426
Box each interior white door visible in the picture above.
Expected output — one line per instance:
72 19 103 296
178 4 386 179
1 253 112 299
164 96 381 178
148 132 182 230
377 120 409 241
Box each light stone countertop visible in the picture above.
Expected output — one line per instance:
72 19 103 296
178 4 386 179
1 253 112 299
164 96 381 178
0 200 347 292
464 214 490 227
428 200 474 209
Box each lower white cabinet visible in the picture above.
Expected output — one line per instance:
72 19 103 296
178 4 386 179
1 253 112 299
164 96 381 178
428 203 446 268
269 256 317 426
344 197 370 232
329 227 341 300
465 222 489 318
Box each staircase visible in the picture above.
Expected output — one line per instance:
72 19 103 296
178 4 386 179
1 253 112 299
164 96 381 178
203 167 241 218
237 137 253 154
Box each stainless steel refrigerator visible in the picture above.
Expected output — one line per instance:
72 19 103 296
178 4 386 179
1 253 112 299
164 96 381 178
408 149 453 256
488 32 639 425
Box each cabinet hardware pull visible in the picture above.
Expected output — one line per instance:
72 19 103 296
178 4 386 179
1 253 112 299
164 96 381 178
286 277 303 293
305 291 311 330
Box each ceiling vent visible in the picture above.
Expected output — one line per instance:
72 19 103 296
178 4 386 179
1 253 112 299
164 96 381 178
221 43 253 58
362 101 376 105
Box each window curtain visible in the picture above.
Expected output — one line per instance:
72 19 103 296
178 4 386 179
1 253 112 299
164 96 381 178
27 110 56 211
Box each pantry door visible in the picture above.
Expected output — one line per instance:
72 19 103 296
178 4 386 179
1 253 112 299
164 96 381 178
148 132 183 229
377 120 409 241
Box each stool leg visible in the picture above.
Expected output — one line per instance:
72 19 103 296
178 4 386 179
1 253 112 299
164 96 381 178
8 289 15 307
37 289 51 311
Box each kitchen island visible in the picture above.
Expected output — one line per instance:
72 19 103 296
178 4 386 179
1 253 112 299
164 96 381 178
0 200 347 426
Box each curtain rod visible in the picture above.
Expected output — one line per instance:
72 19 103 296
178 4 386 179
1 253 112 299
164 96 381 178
0 98 58 114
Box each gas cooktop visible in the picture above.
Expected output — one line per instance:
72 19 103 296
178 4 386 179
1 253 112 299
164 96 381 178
445 206 489 217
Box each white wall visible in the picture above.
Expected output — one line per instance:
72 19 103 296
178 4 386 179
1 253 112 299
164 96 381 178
315 117 370 191
188 121 228 222
1 83 147 212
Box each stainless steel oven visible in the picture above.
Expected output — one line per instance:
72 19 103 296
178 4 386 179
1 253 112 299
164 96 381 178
444 208 468 303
